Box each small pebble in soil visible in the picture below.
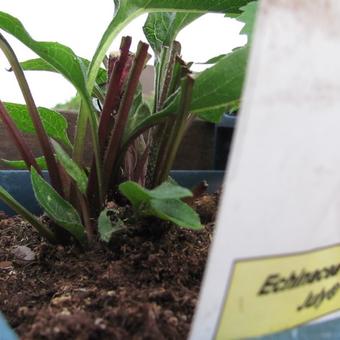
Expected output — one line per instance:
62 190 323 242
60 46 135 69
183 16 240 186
11 245 35 261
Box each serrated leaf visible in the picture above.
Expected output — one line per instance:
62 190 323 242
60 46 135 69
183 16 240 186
3 103 72 150
127 46 249 132
0 12 89 99
1 156 47 170
52 141 88 194
98 208 125 242
88 0 254 94
236 1 258 40
30 168 87 246
143 12 201 56
150 198 201 229
0 12 98 165
191 46 249 122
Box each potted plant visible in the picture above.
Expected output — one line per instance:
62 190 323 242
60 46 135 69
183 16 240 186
0 1 256 338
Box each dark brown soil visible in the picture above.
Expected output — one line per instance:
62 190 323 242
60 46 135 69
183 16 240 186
0 194 218 340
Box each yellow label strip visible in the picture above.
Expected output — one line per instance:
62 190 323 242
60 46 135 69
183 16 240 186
216 244 340 339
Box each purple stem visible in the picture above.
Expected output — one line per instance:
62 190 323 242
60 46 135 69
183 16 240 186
103 42 149 193
0 100 42 174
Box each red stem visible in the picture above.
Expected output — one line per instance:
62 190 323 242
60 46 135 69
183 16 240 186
103 42 149 193
98 36 132 148
0 100 42 174
0 34 64 196
87 36 133 214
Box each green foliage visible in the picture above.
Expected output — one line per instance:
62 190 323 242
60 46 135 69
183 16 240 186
30 168 87 247
191 46 249 122
0 0 258 247
125 45 248 141
0 11 103 195
0 12 90 102
53 95 81 111
143 12 201 56
199 54 228 65
149 199 201 229
52 141 88 195
119 181 201 229
19 57 108 86
131 0 252 12
98 208 125 242
19 58 107 100
1 156 47 170
125 89 152 137
233 1 258 40
2 103 72 150
88 0 253 91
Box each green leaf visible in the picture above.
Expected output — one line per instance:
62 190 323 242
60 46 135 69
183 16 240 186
126 99 152 137
19 58 55 72
135 102 152 122
119 180 201 229
235 1 258 40
0 12 100 179
150 198 201 229
3 103 72 150
150 181 192 199
126 46 249 134
143 12 201 56
128 85 144 117
119 181 151 208
19 57 108 87
54 95 81 111
30 168 87 246
225 98 241 113
191 46 249 122
122 94 177 147
1 156 47 170
51 141 88 195
98 208 125 243
198 54 227 65
0 12 89 99
133 0 252 12
83 0 253 181
143 12 200 112
87 0 254 94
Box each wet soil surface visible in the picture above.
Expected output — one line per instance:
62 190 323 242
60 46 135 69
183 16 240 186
0 194 218 340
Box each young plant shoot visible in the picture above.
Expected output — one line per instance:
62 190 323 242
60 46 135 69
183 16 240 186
0 1 257 247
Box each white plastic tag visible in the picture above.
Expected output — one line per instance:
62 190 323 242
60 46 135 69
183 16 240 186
190 1 340 339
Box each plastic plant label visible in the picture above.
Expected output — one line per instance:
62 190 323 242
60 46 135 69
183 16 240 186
190 1 340 339
216 245 340 339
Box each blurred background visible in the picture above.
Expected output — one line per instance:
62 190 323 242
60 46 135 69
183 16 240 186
0 0 246 108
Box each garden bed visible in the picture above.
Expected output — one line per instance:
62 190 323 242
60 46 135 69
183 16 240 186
0 193 218 339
